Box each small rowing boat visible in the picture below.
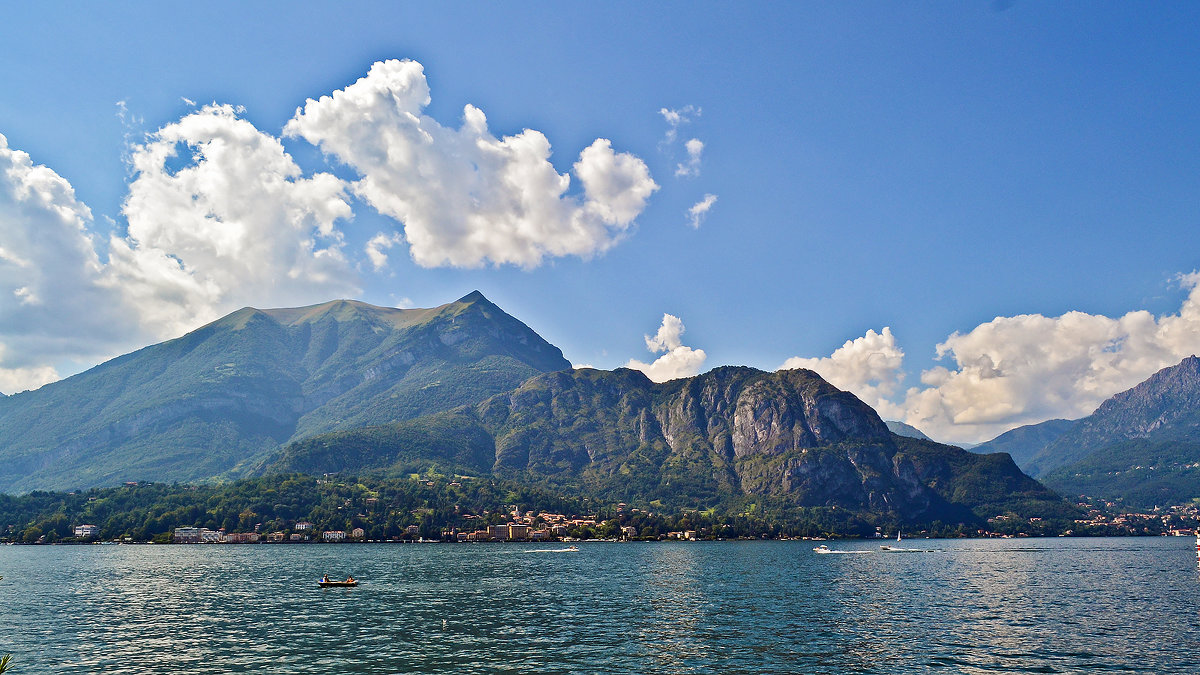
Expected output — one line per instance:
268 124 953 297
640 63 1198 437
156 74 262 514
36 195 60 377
319 580 358 588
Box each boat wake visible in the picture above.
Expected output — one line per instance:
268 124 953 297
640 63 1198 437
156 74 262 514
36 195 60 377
813 545 873 555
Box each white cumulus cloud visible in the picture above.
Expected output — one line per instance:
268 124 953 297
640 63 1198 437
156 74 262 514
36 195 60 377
286 59 658 269
675 138 704 177
687 193 718 229
781 274 1200 444
0 132 133 392
626 313 707 382
779 327 906 418
109 103 359 339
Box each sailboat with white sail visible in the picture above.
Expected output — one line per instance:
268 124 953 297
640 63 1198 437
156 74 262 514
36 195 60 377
880 528 922 552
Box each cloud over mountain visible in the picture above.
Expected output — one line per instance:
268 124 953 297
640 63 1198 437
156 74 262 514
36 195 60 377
783 275 1200 444
111 104 359 338
779 327 905 418
626 313 707 382
286 59 658 269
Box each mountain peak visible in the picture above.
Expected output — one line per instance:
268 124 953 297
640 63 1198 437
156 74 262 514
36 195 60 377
456 290 490 305
1099 355 1200 414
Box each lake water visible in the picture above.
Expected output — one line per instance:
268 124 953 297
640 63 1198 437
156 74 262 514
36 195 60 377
1 537 1197 674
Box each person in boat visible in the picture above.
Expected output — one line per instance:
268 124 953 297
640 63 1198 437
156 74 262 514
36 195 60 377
345 576 355 583
321 574 330 582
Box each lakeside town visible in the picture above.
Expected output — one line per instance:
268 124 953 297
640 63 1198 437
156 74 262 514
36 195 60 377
32 498 1200 546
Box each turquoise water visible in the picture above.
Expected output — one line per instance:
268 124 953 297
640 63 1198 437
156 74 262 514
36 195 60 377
1 537 1197 673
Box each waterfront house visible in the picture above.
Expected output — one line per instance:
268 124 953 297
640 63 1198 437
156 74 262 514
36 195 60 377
323 530 346 542
74 524 99 539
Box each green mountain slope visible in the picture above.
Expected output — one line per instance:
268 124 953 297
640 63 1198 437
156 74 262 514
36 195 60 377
0 292 569 493
266 366 1073 527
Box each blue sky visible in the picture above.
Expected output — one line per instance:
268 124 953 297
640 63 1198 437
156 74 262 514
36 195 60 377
1 3 1198 443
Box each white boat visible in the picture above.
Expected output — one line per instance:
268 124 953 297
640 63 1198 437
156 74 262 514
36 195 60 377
814 544 872 554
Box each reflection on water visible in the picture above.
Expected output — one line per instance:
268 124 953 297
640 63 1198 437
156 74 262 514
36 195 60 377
1 538 1198 674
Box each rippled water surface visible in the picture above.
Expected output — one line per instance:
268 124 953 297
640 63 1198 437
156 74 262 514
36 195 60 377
1 538 1197 673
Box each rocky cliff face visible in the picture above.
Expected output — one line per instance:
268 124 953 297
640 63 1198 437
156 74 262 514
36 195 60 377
268 364 1070 524
465 366 1029 518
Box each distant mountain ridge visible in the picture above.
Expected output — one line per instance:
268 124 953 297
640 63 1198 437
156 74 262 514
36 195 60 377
265 366 1072 526
886 420 932 441
0 292 569 492
969 356 1200 507
971 418 1076 470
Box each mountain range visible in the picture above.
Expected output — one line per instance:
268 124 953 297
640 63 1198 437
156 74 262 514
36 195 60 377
0 292 1077 527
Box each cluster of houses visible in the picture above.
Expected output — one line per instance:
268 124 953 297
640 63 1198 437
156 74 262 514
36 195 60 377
1064 499 1200 536
450 504 698 541
170 522 370 544
453 506 601 542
